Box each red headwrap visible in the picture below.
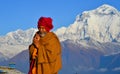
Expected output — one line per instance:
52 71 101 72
37 17 53 32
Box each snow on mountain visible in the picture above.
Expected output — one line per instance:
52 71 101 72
54 27 67 41
0 28 37 58
55 4 120 43
0 4 120 59
94 4 120 16
0 4 120 74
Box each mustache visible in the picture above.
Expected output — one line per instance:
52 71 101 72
37 31 46 37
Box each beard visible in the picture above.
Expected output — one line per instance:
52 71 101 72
40 32 46 37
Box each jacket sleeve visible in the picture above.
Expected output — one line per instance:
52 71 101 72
45 36 61 63
37 36 62 63
37 41 48 63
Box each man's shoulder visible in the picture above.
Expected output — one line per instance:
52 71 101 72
50 32 60 41
49 32 58 38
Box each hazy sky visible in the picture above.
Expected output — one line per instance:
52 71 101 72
0 0 120 35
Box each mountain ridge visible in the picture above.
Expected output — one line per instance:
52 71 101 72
0 4 120 60
0 4 120 74
55 4 120 43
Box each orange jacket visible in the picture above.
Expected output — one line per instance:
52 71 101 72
29 32 62 74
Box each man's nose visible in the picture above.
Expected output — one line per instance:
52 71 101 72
40 28 43 31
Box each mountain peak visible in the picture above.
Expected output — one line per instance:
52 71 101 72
56 4 120 43
100 4 115 8
0 4 120 59
95 4 120 15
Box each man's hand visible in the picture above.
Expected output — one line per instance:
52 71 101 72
32 48 37 59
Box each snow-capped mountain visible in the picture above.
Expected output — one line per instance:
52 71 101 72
0 4 120 59
0 28 37 58
54 27 67 41
55 4 120 43
0 4 120 74
54 4 120 55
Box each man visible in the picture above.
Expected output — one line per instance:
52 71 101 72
29 17 62 74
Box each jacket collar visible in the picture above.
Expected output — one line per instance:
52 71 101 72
40 32 55 44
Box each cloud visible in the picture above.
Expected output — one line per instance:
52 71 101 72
97 68 108 72
73 66 95 71
112 67 120 71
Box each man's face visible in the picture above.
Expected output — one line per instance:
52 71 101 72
38 26 47 37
